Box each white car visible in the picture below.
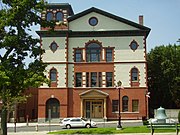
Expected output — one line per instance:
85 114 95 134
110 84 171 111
60 117 97 129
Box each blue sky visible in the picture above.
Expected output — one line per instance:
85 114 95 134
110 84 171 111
46 0 180 51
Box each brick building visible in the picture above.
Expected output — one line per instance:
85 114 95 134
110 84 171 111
12 3 151 122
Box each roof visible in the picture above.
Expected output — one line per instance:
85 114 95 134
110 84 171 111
68 7 150 36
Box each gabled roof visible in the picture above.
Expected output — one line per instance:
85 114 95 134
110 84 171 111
68 7 150 36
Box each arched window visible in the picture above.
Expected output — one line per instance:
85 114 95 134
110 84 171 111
131 68 138 81
46 12 53 21
50 69 57 82
86 43 101 62
122 96 129 112
56 12 63 21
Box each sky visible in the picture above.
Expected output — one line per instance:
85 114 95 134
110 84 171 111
44 0 180 51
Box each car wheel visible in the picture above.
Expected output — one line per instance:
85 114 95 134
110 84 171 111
66 124 71 129
86 124 91 128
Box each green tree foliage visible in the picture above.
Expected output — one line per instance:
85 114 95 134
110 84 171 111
0 0 53 135
147 45 180 112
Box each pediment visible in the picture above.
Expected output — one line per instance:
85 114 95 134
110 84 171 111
79 89 109 98
68 7 150 35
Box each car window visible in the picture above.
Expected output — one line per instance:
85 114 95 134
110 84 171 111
63 119 70 122
81 118 88 121
70 118 81 122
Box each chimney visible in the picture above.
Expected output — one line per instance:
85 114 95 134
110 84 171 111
139 15 143 25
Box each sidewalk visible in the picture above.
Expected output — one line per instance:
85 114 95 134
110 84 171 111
8 131 47 135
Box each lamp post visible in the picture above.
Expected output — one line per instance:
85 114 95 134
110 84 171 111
116 80 123 130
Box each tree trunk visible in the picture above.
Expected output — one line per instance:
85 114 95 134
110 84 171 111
1 107 7 135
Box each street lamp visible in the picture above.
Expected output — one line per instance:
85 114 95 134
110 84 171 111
116 80 123 130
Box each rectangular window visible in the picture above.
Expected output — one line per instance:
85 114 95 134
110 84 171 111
75 49 82 62
75 72 82 87
112 100 119 112
122 97 128 112
106 72 113 87
86 48 101 62
86 72 102 87
91 72 97 87
132 100 139 112
106 49 113 62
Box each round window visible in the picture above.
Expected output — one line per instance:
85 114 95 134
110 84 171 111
50 42 58 52
130 41 139 51
89 17 98 26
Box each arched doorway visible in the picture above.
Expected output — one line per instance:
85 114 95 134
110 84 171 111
46 98 60 119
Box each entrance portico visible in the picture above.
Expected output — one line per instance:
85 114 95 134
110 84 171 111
79 89 109 119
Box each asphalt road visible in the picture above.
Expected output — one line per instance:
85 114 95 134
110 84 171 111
8 121 143 133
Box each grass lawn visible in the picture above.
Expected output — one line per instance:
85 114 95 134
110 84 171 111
48 126 176 134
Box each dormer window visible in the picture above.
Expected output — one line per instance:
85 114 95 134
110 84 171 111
46 12 53 21
56 12 63 21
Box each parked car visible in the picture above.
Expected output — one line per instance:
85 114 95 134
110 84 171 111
60 117 97 129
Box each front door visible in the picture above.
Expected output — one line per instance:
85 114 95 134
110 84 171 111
85 100 103 118
93 104 103 118
46 98 60 119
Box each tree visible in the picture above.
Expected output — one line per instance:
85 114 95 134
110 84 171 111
147 44 180 114
0 0 53 135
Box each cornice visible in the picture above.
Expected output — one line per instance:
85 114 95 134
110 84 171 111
36 30 149 38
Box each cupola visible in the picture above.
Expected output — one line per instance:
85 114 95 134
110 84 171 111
41 3 74 30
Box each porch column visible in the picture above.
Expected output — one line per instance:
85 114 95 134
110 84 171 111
80 99 83 117
103 98 107 119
